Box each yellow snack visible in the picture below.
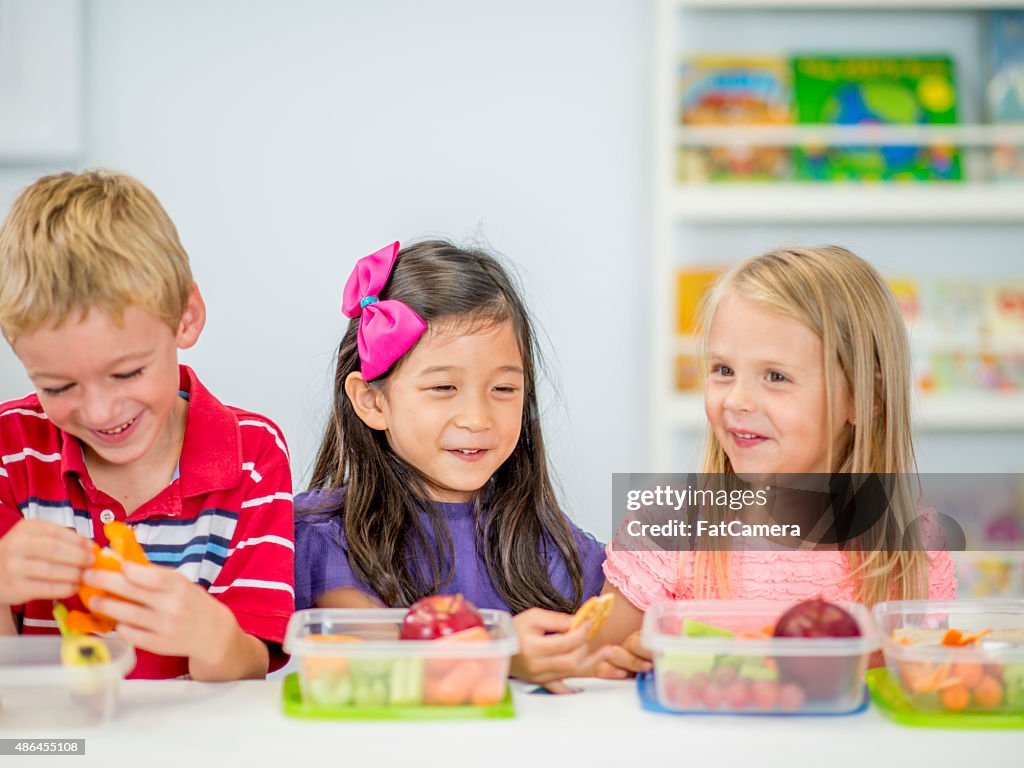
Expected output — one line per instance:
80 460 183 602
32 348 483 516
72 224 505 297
569 593 615 637
53 603 111 666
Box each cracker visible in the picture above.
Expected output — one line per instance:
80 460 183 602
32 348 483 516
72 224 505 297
569 593 615 637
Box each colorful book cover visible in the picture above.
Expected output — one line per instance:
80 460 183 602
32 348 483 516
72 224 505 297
987 11 1024 180
985 282 1024 340
677 57 791 182
920 280 986 348
886 277 920 327
988 11 1024 122
676 267 722 335
929 351 1024 393
791 56 961 182
906 279 1024 395
675 353 702 392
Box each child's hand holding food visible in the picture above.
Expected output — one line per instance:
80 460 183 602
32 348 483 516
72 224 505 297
509 608 608 693
0 518 93 605
594 629 653 679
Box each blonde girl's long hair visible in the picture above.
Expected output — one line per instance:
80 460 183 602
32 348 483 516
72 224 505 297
691 246 928 606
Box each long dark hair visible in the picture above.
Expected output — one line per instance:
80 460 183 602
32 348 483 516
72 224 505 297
308 240 585 613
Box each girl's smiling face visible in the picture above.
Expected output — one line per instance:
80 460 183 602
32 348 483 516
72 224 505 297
705 293 854 477
350 319 525 502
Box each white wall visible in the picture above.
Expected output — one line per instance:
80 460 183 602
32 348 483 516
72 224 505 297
0 0 652 541
2 1 1022 543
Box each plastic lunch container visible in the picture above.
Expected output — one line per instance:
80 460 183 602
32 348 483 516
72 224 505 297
641 600 877 715
283 608 519 714
874 599 1024 715
0 635 135 729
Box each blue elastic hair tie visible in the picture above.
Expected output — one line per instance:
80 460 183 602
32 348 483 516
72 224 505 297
360 295 379 309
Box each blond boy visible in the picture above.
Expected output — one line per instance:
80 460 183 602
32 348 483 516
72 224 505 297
0 170 294 679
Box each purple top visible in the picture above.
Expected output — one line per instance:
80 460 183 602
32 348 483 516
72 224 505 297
294 488 606 612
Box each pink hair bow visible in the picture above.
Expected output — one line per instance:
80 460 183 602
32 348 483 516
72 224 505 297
342 241 427 380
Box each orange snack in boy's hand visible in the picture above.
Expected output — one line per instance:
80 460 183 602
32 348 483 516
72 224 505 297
68 521 150 635
569 593 615 638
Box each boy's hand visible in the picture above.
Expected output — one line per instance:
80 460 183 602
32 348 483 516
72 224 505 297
509 607 608 694
83 560 237 664
593 629 653 680
0 519 93 604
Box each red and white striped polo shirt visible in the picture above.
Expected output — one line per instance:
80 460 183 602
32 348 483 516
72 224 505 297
0 365 294 678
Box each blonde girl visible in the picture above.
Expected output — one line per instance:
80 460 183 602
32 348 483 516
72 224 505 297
591 246 955 677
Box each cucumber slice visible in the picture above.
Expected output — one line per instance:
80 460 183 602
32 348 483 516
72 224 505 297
682 619 734 638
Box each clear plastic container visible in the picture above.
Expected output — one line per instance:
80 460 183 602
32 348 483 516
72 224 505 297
283 608 518 712
875 599 1024 715
0 636 135 729
642 600 877 715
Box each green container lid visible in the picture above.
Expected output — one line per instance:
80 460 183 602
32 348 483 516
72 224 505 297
866 668 1024 730
280 673 515 720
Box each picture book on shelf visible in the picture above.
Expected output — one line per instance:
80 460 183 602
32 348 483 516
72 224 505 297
674 267 722 392
676 267 722 335
986 282 1024 340
677 57 791 182
987 11 1024 181
989 11 1024 122
886 277 920 328
886 275 1024 396
791 55 962 182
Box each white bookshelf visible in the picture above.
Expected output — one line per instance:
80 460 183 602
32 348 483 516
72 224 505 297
669 183 1024 222
651 0 1024 470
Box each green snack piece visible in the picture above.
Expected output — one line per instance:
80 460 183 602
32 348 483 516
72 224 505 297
348 656 394 681
306 675 335 706
738 660 779 681
682 619 734 638
373 678 389 706
716 655 745 668
341 656 425 708
389 658 425 707
307 674 352 707
659 652 717 676
1003 664 1024 708
352 678 369 706
334 676 353 706
389 660 406 706
353 676 389 707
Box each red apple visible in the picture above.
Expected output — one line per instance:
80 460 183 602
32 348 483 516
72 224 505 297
773 598 862 701
400 594 485 641
773 599 861 639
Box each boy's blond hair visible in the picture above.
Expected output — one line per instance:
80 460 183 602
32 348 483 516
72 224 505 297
0 169 193 340
691 246 929 606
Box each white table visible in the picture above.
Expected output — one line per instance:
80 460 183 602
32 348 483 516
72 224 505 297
2 677 1022 767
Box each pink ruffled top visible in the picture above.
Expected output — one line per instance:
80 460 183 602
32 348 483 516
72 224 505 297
604 517 958 611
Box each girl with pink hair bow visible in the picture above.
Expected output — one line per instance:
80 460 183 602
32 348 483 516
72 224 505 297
294 240 608 692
